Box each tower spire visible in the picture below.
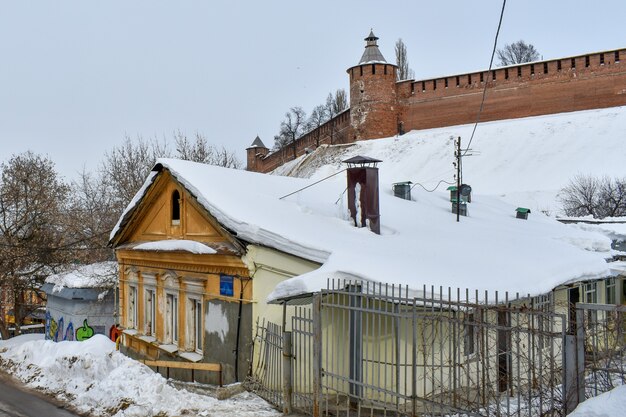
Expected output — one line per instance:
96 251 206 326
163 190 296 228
358 30 387 64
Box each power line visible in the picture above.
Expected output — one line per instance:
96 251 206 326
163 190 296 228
463 0 507 156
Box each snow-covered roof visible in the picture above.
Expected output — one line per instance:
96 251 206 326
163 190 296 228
45 262 118 292
110 120 613 302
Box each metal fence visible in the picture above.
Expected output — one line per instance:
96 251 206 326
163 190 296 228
247 281 625 417
575 303 626 400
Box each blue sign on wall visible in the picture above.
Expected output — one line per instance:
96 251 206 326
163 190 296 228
220 274 234 297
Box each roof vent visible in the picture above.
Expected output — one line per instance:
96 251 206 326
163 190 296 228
392 181 412 200
516 207 531 220
447 184 472 202
343 156 382 234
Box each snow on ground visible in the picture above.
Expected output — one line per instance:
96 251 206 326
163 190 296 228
567 384 626 417
108 107 622 303
45 261 118 291
0 334 280 417
276 106 626 216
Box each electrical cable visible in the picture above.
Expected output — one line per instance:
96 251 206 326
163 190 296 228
279 168 347 200
463 0 507 156
410 179 456 193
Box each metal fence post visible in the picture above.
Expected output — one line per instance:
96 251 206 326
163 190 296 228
312 293 322 417
564 305 586 414
282 331 293 414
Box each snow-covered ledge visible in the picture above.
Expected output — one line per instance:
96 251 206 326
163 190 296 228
179 352 203 363
158 344 178 354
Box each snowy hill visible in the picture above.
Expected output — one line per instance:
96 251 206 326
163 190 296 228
274 106 626 216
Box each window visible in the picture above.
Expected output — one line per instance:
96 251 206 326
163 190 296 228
600 53 605 65
543 62 548 74
411 83 415 94
372 64 376 75
171 190 181 225
359 66 363 76
517 66 522 77
384 65 387 75
606 278 616 305
144 288 156 336
557 60 562 71
533 294 552 349
530 64 535 75
504 68 509 80
421 81 425 92
584 282 597 303
188 298 203 352
492 70 496 81
585 55 590 67
128 285 138 329
468 74 472 84
165 293 179 344
433 79 437 90
615 51 620 63
480 72 484 83
571 58 576 69
464 312 477 356
444 78 448 88
456 75 460 87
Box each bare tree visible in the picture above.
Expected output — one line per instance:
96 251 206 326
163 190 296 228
0 152 70 338
101 135 171 214
175 131 242 168
559 175 626 218
497 40 540 66
395 38 415 81
323 90 348 145
307 105 328 147
273 107 307 158
66 168 118 264
332 89 348 114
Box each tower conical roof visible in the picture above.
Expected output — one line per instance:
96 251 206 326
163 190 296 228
248 135 267 149
358 30 387 64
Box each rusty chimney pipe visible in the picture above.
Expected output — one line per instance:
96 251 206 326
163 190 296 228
343 156 382 234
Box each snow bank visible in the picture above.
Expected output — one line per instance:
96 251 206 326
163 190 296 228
0 335 279 417
567 384 626 417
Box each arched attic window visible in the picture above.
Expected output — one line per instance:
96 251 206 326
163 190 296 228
171 190 181 225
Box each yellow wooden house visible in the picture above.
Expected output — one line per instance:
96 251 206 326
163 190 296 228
109 163 320 384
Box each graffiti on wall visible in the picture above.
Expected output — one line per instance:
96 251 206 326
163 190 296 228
76 319 95 341
45 313 98 342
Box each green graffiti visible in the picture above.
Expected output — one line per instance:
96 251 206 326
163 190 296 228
75 319 95 341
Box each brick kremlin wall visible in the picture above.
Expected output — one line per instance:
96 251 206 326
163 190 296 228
248 48 626 173
397 48 626 131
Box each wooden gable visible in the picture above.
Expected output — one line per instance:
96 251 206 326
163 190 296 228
115 170 239 250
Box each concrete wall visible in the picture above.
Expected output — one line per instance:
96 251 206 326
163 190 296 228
44 289 116 342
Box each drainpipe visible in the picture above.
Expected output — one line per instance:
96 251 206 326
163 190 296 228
234 277 246 382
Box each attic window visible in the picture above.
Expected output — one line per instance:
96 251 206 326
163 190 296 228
172 190 181 225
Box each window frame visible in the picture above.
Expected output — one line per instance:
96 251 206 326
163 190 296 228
144 287 157 337
165 292 179 344
128 285 138 329
464 311 477 357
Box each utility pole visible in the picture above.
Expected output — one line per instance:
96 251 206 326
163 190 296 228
455 136 462 223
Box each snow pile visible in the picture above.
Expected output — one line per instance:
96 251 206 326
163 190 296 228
0 334 280 417
45 261 118 292
133 239 217 254
567 384 626 417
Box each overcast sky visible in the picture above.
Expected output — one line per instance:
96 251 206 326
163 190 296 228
1 1 625 180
